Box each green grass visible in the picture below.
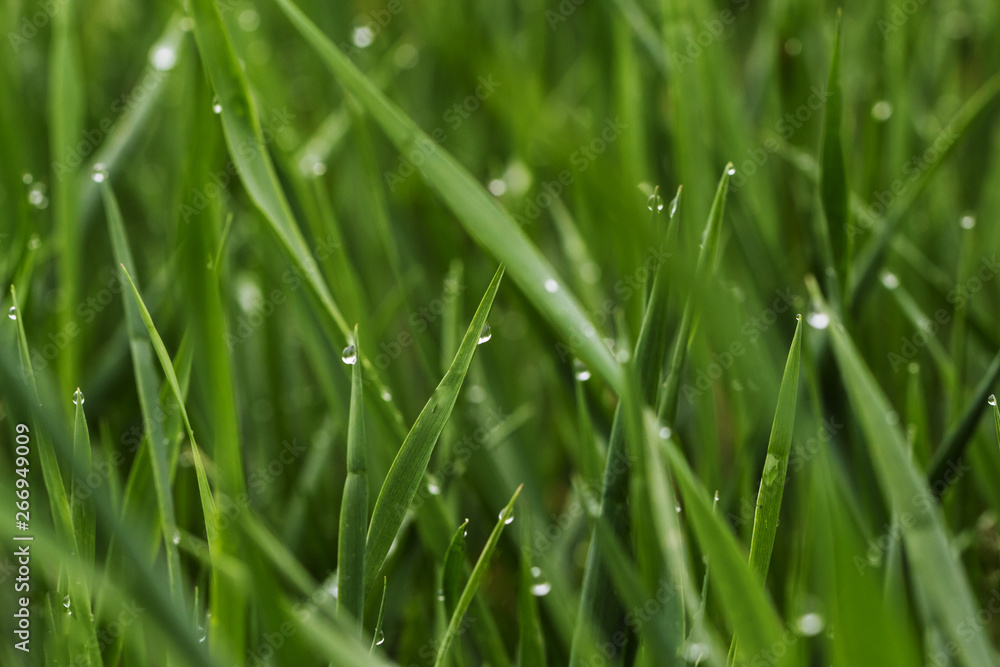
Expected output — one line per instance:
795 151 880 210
2 0 1000 665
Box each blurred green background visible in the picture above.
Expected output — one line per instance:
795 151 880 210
1 0 1000 665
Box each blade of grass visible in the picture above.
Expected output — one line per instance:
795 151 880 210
338 325 368 637
818 9 847 304
365 265 504 591
926 347 1000 495
658 164 732 424
441 519 469 619
100 183 184 606
271 0 623 394
729 314 803 662
433 484 523 667
806 275 996 666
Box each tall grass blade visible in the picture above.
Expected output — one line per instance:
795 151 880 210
806 276 995 666
433 484 523 667
366 266 504 590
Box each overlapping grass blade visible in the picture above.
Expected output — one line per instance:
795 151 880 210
926 347 1000 493
337 325 368 636
433 485 523 667
271 0 623 393
818 10 847 302
441 519 469 618
661 435 787 664
730 315 802 661
805 276 995 665
100 183 184 604
365 266 504 591
659 164 732 424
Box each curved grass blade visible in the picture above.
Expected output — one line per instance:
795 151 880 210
338 325 368 636
71 390 96 573
442 519 469 618
805 276 995 666
659 164 732 424
433 485 523 667
100 183 184 605
187 0 399 418
365 266 504 591
850 74 1000 307
661 436 786 663
926 347 1000 495
271 0 623 394
729 315 802 661
516 516 546 667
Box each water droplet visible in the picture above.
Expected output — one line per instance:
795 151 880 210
437 590 445 602
573 359 591 381
477 323 492 345
988 394 996 407
212 97 222 114
381 389 392 402
22 172 33 184
63 595 71 608
727 165 736 176
150 45 177 71
72 388 85 406
659 426 672 440
238 8 261 32
871 101 893 122
795 612 825 636
880 272 899 290
795 313 802 321
960 214 976 230
427 477 441 495
806 312 830 330
28 235 41 250
352 25 374 49
714 490 720 502
8 306 16 321
375 630 385 646
311 161 327 176
488 179 507 196
499 511 514 525
466 384 486 403
171 530 180 545
198 626 207 642
683 643 709 662
27 184 48 209
675 505 682 513
91 163 108 183
341 344 358 365
530 566 541 577
647 191 664 212
530 582 551 596
544 279 559 293
762 453 780 486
